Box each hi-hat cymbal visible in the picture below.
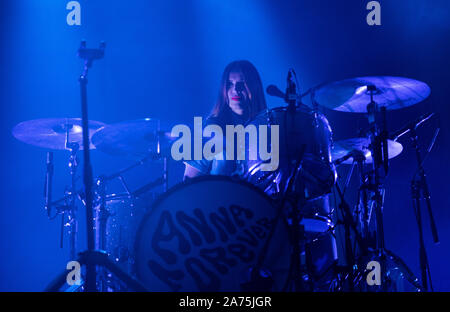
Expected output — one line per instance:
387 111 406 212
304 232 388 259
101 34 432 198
332 137 403 165
12 118 105 150
314 76 430 113
91 118 175 159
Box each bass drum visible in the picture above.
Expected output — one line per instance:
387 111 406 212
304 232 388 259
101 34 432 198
134 176 291 291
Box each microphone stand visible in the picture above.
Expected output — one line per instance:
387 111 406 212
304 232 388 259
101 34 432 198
45 41 148 292
409 127 439 291
281 146 310 292
78 40 101 292
282 69 316 291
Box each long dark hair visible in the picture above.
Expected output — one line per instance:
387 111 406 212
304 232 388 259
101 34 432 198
210 60 267 122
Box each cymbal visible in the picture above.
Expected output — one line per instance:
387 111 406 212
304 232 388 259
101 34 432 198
12 118 105 150
91 118 175 159
314 76 430 113
332 137 403 165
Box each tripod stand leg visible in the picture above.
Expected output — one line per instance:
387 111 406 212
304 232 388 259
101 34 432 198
45 251 149 292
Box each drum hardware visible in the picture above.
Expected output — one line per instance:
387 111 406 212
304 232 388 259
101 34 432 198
313 75 435 291
331 158 426 292
76 40 103 291
387 111 439 292
333 181 371 291
335 248 423 292
279 145 318 291
249 70 336 291
322 83 392 290
64 143 80 260
407 123 440 292
354 152 371 242
332 138 403 243
43 41 148 292
365 85 394 291
44 142 82 259
246 72 338 291
12 117 106 260
244 145 317 292
12 116 171 290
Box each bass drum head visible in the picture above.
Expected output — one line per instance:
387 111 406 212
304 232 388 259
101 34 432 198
134 176 290 291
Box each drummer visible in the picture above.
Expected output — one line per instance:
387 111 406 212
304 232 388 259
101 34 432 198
183 60 267 179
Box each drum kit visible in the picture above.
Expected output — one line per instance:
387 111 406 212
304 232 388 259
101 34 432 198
12 48 439 291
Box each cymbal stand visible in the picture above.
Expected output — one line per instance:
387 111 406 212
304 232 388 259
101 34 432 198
333 164 370 291
44 132 80 260
365 85 389 290
353 152 372 244
365 86 387 250
65 141 80 260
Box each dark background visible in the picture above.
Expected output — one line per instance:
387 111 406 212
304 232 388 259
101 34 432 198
0 0 449 291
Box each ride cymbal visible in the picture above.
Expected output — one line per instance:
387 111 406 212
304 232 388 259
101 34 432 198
314 76 430 113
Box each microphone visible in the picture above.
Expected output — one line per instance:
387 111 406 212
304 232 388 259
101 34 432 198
390 112 435 141
44 152 54 217
286 69 297 107
266 84 285 99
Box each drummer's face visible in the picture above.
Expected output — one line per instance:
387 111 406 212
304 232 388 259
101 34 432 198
227 71 248 115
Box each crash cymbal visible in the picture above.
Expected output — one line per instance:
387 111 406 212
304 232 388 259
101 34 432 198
332 137 403 165
91 118 175 159
314 76 430 113
12 118 105 150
